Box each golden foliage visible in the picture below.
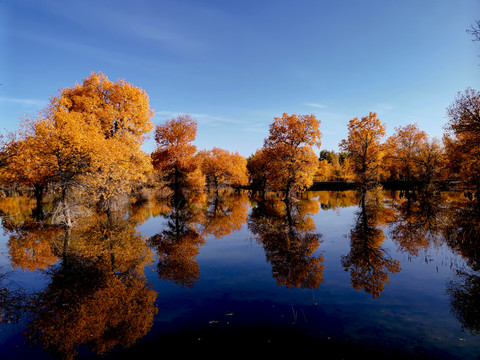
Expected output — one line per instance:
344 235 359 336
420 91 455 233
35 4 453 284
152 114 205 191
445 88 480 189
0 133 51 189
246 148 273 192
384 123 427 182
261 113 322 195
264 113 321 149
315 160 334 181
58 73 155 209
199 147 248 188
3 72 155 226
415 137 446 186
51 72 153 139
339 112 386 183
314 156 354 182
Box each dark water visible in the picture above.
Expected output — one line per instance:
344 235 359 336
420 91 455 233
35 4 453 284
0 188 480 359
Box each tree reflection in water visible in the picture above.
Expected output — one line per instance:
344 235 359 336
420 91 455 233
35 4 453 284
1 189 480 358
147 188 249 287
315 190 358 210
148 191 206 287
0 266 27 325
7 221 61 272
341 188 401 298
201 188 249 239
445 196 480 335
388 190 446 256
25 211 157 360
0 196 57 270
248 194 324 289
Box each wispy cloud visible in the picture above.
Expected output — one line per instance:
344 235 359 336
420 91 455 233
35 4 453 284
242 122 267 133
305 103 327 109
154 110 242 126
11 28 161 69
32 1 211 55
372 103 394 113
0 96 46 107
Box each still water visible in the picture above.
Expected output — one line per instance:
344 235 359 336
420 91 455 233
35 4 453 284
0 188 479 359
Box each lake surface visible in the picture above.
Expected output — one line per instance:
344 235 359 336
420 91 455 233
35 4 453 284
0 188 479 359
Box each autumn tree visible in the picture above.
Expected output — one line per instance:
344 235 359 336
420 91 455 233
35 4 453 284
0 131 25 191
445 88 480 191
339 112 386 184
315 150 354 181
55 72 153 139
4 73 155 226
262 113 322 198
318 149 336 163
19 114 103 228
0 133 51 219
315 159 334 181
54 72 154 215
1 118 95 223
443 134 464 181
152 114 205 192
246 148 273 195
384 123 427 183
199 147 248 189
0 133 11 169
415 137 445 189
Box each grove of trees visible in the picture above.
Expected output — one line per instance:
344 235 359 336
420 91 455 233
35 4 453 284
0 71 479 229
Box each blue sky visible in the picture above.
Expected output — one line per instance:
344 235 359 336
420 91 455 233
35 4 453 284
1 0 479 157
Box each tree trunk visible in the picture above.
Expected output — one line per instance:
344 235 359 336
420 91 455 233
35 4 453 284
33 183 45 221
62 226 71 263
62 187 72 228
